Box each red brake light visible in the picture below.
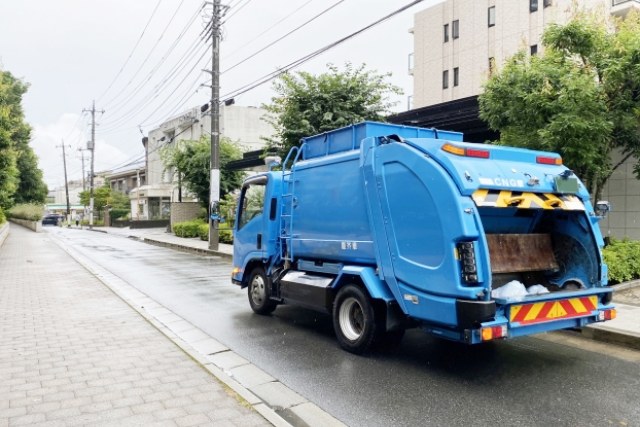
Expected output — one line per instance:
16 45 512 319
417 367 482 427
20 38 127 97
536 156 562 165
466 148 490 159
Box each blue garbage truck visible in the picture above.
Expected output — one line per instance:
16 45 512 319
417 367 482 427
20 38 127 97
231 122 616 354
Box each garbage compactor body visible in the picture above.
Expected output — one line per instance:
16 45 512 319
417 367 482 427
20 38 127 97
231 121 615 353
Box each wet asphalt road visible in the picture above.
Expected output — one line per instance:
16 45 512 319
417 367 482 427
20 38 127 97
49 228 640 426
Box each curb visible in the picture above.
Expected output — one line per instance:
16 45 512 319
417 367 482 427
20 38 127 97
139 236 233 259
0 222 9 247
581 325 640 351
611 280 640 292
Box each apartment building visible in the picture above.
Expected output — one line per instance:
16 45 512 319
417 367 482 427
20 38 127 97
410 0 638 109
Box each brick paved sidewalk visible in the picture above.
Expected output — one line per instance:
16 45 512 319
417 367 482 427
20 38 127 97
0 225 270 427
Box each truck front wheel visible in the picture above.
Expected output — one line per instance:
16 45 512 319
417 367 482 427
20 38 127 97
333 284 378 354
248 267 277 315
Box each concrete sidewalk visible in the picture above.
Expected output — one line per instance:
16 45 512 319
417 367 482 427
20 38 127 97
91 225 640 352
0 225 275 426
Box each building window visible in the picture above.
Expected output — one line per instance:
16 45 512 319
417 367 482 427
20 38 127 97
544 0 552 7
488 57 496 75
530 0 538 12
443 70 449 89
488 6 496 27
444 24 449 42
530 44 538 55
453 67 459 87
452 20 459 39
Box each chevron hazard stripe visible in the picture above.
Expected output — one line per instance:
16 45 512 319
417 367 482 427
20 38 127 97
472 189 584 210
509 296 598 325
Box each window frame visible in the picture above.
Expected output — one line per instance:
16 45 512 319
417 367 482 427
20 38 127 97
543 0 552 7
530 0 538 12
530 44 538 56
488 6 496 27
452 19 459 39
453 67 459 87
237 176 267 230
442 70 449 89
443 23 449 43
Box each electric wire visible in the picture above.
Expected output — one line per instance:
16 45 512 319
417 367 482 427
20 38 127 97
222 0 315 62
99 38 210 132
221 0 425 102
222 0 254 24
102 0 188 109
222 0 345 75
96 0 163 103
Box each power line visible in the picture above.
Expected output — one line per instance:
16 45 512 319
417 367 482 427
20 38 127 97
221 0 425 102
102 0 189 109
96 0 164 103
222 0 315 62
222 0 254 24
99 39 210 131
222 0 345 75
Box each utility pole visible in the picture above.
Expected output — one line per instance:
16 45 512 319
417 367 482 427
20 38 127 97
83 100 104 230
77 147 88 191
57 140 71 225
208 0 223 251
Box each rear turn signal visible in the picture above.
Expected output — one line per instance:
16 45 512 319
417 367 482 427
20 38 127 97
536 155 563 165
481 325 507 341
599 309 616 321
442 143 490 159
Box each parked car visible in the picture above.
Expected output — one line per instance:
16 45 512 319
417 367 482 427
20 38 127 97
42 214 63 226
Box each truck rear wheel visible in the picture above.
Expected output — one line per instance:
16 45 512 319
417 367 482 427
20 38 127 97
248 267 277 315
333 284 378 354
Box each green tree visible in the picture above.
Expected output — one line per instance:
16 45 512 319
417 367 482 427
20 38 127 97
14 147 48 204
479 12 640 200
0 70 48 208
79 185 129 214
161 136 244 209
263 63 403 157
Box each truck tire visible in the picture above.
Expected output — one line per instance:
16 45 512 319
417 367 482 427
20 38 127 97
248 267 277 315
333 284 378 354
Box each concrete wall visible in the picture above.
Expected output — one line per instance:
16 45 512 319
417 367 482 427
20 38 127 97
599 150 640 240
170 202 202 231
9 218 41 232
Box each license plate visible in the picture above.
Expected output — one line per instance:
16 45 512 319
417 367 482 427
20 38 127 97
554 176 579 194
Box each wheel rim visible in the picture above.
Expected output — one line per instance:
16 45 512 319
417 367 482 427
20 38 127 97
250 274 266 306
339 297 365 341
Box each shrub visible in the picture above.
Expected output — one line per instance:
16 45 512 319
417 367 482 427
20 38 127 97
603 239 640 284
173 219 206 238
198 224 209 241
220 229 233 244
7 203 44 221
0 207 5 224
110 208 130 221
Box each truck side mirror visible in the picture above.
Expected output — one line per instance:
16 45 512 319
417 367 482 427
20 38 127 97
595 201 611 218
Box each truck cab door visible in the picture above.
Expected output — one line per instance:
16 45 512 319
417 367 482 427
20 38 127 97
234 176 268 272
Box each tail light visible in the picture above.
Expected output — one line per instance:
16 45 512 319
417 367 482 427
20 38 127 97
536 155 562 165
457 242 478 284
442 143 490 159
598 309 616 321
481 325 507 341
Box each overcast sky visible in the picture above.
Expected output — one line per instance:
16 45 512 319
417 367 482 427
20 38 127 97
0 0 440 189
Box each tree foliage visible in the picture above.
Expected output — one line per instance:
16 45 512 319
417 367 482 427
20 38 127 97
479 12 640 199
79 185 129 213
161 136 244 209
263 63 403 157
0 70 47 208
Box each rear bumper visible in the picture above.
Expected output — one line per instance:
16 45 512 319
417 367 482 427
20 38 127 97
463 288 615 344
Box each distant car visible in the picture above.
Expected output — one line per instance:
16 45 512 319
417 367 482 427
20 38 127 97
42 214 63 226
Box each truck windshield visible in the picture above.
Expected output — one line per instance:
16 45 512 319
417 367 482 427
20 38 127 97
237 182 266 229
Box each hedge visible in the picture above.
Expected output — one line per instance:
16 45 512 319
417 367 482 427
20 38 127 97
173 219 206 238
603 239 640 285
0 207 5 224
110 208 130 221
7 204 44 221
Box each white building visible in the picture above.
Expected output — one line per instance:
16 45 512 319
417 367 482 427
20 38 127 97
410 0 639 109
130 104 273 220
